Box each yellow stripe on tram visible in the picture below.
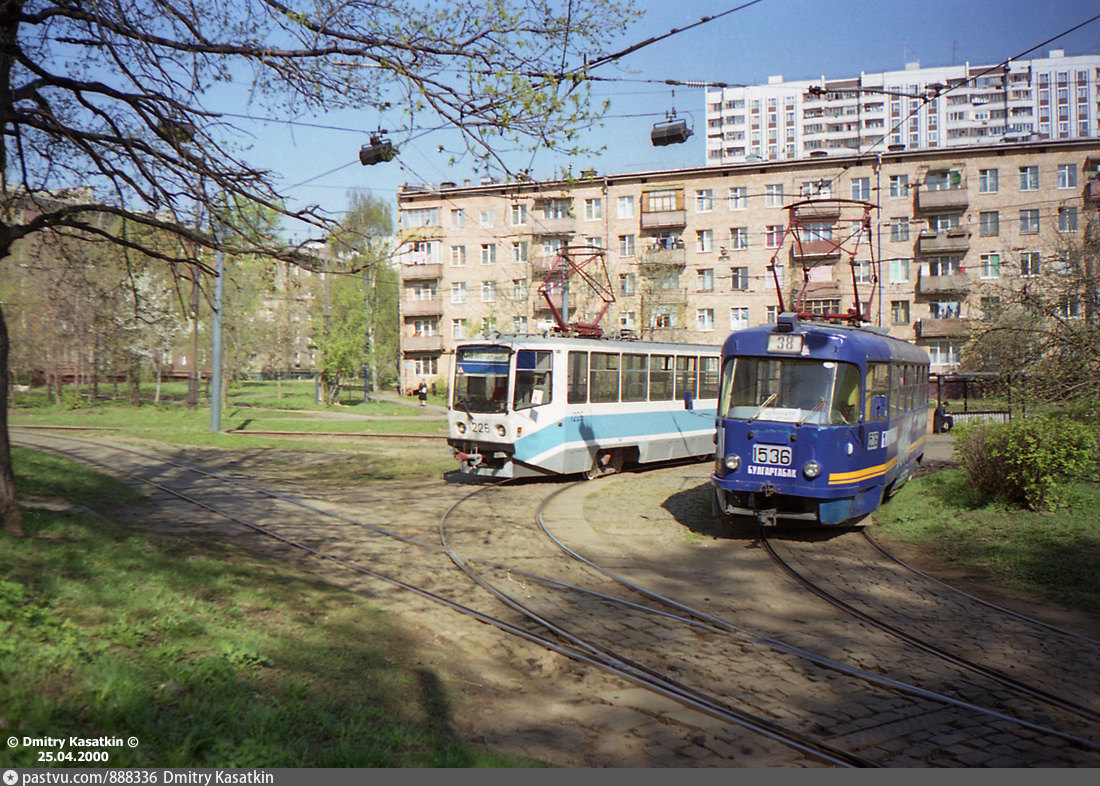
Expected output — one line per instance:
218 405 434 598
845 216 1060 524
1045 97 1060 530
826 433 926 486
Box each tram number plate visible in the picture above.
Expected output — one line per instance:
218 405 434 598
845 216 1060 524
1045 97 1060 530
753 444 792 466
767 333 803 354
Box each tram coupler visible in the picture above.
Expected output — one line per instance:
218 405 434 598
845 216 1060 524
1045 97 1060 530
756 508 779 527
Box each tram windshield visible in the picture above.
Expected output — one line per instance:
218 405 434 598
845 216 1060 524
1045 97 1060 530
453 346 510 414
719 357 861 425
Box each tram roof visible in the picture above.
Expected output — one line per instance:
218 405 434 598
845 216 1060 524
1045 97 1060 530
721 317 929 365
454 333 722 355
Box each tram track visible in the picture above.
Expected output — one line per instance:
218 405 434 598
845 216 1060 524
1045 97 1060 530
13 430 1100 766
11 430 857 767
757 526 1100 726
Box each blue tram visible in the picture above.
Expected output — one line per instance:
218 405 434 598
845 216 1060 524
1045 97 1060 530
448 334 720 479
712 314 930 525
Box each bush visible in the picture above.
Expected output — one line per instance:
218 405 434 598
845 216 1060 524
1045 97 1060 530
955 416 1099 511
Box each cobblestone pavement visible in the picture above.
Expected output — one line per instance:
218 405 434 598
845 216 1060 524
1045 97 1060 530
15 432 1100 767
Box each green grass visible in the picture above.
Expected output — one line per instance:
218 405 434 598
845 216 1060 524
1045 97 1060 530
3 450 540 768
876 469 1100 612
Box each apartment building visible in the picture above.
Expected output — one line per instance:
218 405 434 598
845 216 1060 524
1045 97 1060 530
394 139 1099 391
705 50 1099 164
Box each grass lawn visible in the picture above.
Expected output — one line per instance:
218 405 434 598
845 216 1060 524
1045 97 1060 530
876 469 1100 613
3 448 539 768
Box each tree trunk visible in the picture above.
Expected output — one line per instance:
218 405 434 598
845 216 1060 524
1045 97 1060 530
0 303 26 538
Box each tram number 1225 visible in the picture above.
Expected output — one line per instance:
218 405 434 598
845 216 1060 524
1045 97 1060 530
752 444 792 466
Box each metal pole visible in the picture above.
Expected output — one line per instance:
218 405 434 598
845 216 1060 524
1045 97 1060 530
209 225 225 432
363 265 372 403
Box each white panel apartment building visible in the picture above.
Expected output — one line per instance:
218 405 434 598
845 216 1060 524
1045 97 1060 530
394 139 1099 391
705 50 1099 164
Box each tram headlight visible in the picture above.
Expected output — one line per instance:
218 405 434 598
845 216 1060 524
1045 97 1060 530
456 421 467 434
802 460 821 479
495 424 507 437
723 454 741 472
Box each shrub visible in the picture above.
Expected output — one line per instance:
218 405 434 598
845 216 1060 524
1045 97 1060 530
955 416 1098 511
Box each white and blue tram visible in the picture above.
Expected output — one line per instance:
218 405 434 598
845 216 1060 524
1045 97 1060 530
448 334 720 479
712 314 930 525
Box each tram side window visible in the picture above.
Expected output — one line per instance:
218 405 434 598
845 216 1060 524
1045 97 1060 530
590 352 620 403
831 362 862 424
699 356 720 399
865 362 890 421
513 350 552 410
889 363 904 418
622 354 648 402
650 355 674 400
567 351 588 404
675 356 698 400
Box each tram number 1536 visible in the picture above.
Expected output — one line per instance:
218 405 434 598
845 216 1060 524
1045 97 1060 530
752 444 792 466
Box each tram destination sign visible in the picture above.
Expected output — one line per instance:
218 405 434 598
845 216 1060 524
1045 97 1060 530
766 333 803 354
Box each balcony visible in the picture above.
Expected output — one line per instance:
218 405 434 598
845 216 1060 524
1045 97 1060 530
529 216 575 236
403 335 445 353
399 225 444 242
792 201 841 221
1086 178 1100 203
916 272 971 295
402 299 443 317
790 238 842 261
639 245 686 270
640 209 687 230
916 187 968 211
915 318 973 339
918 229 971 254
400 263 443 281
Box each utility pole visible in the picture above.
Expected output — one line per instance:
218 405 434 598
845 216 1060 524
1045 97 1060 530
363 263 372 402
209 221 225 432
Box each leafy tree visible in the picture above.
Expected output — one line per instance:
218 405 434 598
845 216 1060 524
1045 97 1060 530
313 273 369 406
0 0 636 536
962 234 1100 407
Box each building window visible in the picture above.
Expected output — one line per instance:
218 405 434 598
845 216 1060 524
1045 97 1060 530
1020 251 1041 277
765 225 783 248
730 266 748 290
696 268 715 292
851 177 871 201
451 318 467 340
696 308 715 332
729 307 750 330
510 204 527 225
696 229 713 253
512 278 528 300
1018 165 1039 191
584 197 603 221
412 318 437 337
450 245 466 267
413 356 439 376
929 299 961 319
805 299 840 316
618 234 636 257
1057 163 1077 189
619 273 636 296
928 256 961 276
854 260 874 284
980 253 1001 279
695 189 714 212
480 243 497 265
644 189 678 212
890 217 910 242
890 300 910 325
481 281 497 302
544 199 570 219
978 168 999 193
766 306 778 324
888 174 909 198
450 209 466 229
619 311 636 330
617 195 636 219
1019 209 1040 234
927 340 960 366
1058 206 1078 232
764 183 784 207
480 317 497 335
888 258 910 284
730 226 748 250
979 211 999 237
450 282 466 304
479 210 495 228
728 186 747 210
511 241 528 264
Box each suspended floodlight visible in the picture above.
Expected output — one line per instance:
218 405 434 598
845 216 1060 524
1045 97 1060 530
651 92 693 147
359 134 397 165
651 117 692 146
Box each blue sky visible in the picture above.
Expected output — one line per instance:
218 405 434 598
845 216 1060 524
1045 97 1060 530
228 0 1100 240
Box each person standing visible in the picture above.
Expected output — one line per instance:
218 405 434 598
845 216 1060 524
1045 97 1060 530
416 380 428 407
